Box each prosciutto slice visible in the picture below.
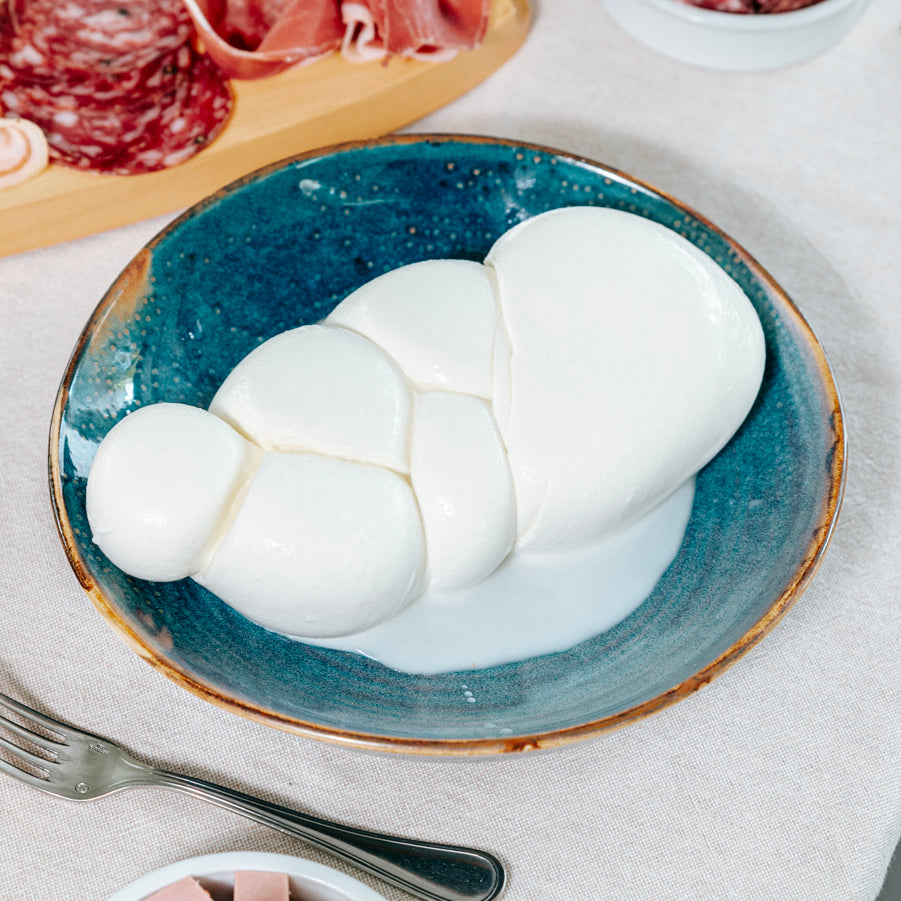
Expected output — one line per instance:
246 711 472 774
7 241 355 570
189 0 493 77
345 0 491 57
183 0 345 79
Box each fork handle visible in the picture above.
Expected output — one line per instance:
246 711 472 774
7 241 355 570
147 768 504 901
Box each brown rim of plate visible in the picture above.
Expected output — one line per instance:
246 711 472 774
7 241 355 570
47 133 847 756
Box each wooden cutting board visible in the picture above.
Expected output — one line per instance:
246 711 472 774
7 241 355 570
0 0 530 258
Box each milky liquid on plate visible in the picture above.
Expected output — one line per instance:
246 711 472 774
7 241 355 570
307 478 695 674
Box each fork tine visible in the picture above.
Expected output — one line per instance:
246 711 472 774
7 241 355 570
0 733 57 769
0 755 52 790
0 690 69 742
0 710 64 754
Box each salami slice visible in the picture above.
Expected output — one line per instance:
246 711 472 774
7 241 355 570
0 0 194 78
128 46 234 172
0 39 233 175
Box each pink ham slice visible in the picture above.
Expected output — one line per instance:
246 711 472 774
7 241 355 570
183 0 344 79
233 871 290 901
144 876 214 901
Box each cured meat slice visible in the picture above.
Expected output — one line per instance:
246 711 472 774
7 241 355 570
234 871 290 900
0 44 233 174
183 0 345 79
675 0 824 9
0 0 233 174
132 46 234 171
675 0 754 11
186 0 493 76
145 877 214 901
757 0 823 11
341 2 389 61
0 116 48 189
348 0 492 56
0 0 194 77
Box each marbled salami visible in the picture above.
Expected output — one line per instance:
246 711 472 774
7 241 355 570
0 0 233 175
1 43 232 175
0 0 194 77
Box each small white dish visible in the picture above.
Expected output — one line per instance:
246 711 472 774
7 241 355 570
600 0 868 70
106 851 388 901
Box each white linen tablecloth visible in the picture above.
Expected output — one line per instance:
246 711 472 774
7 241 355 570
1 2 899 899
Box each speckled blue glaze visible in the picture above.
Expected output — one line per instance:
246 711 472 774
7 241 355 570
51 135 844 754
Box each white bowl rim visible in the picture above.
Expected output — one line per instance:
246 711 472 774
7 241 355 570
636 0 864 30
106 851 388 901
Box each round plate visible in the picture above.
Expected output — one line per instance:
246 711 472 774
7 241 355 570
600 0 869 72
50 134 844 755
106 851 387 900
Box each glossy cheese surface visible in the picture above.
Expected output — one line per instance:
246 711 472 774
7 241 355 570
487 207 765 551
326 259 498 398
195 453 426 637
410 390 515 590
86 404 258 582
210 324 412 472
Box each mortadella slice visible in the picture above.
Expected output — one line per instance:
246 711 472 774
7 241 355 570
145 876 214 901
234 871 291 900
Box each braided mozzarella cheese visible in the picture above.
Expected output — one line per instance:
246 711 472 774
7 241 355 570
86 208 765 639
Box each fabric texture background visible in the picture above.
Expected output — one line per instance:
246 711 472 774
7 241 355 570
0 1 899 899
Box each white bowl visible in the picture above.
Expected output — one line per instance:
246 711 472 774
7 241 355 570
600 0 868 70
106 852 388 901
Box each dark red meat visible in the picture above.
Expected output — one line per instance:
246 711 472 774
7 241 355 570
0 0 194 76
0 0 233 174
757 0 825 11
676 0 826 10
675 0 754 11
1 43 232 174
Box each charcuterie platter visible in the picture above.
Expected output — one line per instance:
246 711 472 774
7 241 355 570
0 0 529 258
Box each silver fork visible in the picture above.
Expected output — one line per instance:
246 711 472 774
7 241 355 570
0 689 504 901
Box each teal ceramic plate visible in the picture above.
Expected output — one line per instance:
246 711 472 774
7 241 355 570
50 135 845 755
